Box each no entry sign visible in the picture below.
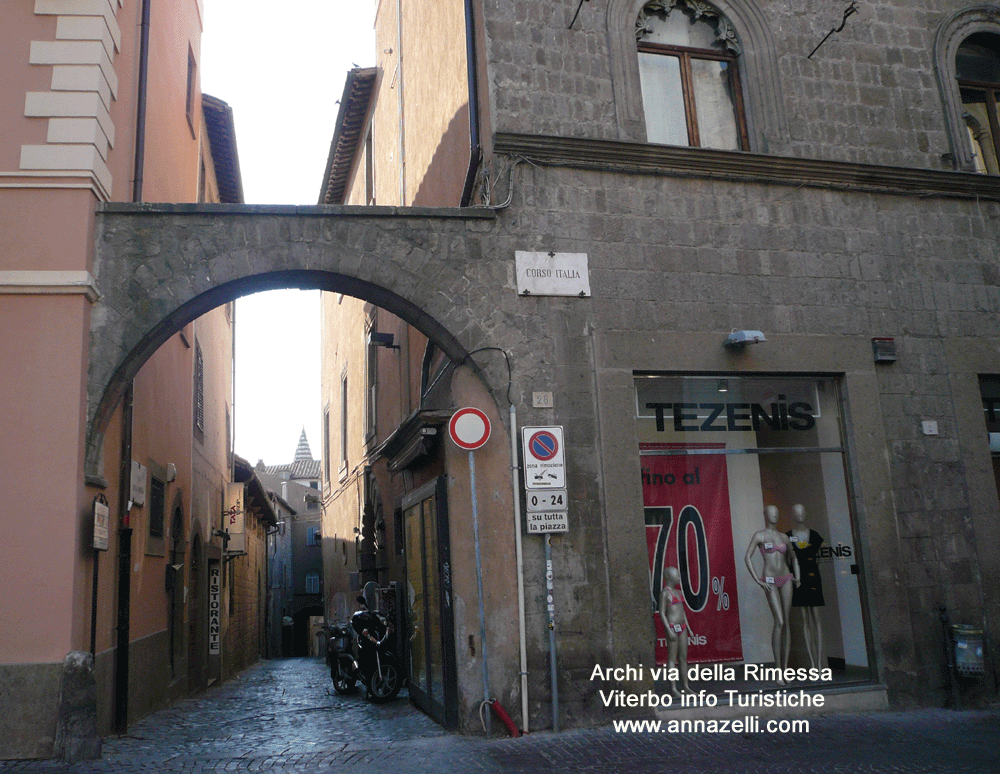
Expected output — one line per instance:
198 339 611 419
449 407 492 450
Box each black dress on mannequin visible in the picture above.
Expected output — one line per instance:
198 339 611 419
787 529 825 607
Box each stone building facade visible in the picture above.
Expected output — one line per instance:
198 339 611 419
313 0 1000 732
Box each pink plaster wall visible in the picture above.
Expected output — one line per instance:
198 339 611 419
0 296 91 663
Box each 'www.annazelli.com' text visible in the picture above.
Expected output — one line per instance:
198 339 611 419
613 717 810 734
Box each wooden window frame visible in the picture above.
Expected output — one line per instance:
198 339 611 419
637 40 749 150
957 78 1000 171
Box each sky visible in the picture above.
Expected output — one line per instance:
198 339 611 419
200 1 374 466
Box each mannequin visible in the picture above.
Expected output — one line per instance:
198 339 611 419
659 566 694 697
787 503 825 669
744 505 799 679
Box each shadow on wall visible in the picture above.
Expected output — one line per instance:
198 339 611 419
411 103 472 207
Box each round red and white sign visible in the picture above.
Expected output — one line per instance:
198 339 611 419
448 407 491 450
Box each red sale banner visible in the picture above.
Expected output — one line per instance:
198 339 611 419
642 443 743 664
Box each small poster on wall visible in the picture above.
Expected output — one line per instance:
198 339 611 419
642 443 743 664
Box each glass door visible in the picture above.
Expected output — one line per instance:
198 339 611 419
402 477 457 727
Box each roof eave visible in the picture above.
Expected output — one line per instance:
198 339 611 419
202 93 245 204
318 67 378 205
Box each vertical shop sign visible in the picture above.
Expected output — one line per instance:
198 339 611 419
642 443 743 664
224 482 245 554
92 497 109 551
208 564 221 655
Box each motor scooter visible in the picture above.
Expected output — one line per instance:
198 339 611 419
327 584 402 702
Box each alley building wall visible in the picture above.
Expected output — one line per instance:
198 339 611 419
0 0 250 758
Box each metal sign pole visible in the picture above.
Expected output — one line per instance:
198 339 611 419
546 534 559 732
469 449 491 735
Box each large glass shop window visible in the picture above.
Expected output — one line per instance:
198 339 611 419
635 375 871 692
979 377 1000 500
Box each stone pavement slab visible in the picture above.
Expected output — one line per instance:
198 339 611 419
1 658 997 773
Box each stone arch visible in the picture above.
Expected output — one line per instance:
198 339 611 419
934 5 1000 171
86 205 510 479
606 0 788 152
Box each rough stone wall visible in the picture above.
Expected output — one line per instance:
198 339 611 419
495 162 1000 710
483 0 619 141
480 0 976 169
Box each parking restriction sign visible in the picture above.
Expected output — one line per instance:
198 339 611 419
522 426 565 489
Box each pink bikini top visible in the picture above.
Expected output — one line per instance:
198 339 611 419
759 541 787 555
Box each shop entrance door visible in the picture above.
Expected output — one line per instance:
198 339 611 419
402 477 458 727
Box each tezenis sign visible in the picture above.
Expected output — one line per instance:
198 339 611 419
645 396 816 433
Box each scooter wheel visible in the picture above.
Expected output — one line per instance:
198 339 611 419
331 664 358 695
366 652 402 703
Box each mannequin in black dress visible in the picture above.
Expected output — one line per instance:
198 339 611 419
787 503 825 668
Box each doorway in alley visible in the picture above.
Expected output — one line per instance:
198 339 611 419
402 476 458 728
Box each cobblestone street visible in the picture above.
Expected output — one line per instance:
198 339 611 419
1 658 998 773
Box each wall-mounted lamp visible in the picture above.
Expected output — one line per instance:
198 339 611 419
368 332 400 350
717 379 729 392
166 463 177 483
724 330 766 349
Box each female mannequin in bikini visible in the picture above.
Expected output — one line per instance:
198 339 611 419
787 503 825 668
659 566 694 697
744 505 799 678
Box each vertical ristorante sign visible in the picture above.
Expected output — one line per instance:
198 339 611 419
209 565 221 655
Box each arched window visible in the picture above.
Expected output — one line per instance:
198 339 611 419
636 0 748 150
956 32 1000 173
933 7 1000 172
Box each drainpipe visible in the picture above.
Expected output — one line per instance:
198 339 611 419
114 0 151 734
461 0 482 206
113 385 134 734
396 0 406 204
131 0 151 202
509 403 529 732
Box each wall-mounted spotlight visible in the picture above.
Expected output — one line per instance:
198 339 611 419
717 379 729 392
724 330 766 349
368 332 400 350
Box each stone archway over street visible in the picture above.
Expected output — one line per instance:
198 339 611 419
87 203 520 477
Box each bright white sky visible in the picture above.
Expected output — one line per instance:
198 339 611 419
200 1 374 466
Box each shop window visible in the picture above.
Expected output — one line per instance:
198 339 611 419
979 377 1000 499
636 0 748 150
635 374 871 693
957 33 1000 173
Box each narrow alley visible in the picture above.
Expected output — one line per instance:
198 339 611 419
1 658 998 773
